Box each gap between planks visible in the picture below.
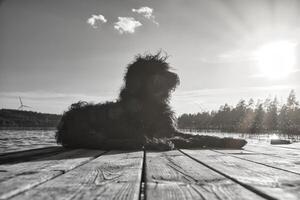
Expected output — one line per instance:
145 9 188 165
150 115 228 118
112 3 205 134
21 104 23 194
5 146 300 200
180 149 300 200
4 149 264 200
0 149 106 199
212 146 300 176
145 150 266 200
7 151 144 200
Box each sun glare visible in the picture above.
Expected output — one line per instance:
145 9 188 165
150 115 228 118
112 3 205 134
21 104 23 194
256 41 296 79
270 133 279 140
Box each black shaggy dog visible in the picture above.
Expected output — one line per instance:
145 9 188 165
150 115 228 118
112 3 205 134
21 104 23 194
56 53 247 150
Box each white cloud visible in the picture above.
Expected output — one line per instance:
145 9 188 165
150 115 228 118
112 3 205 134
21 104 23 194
87 14 107 28
132 6 159 25
132 7 153 19
114 17 142 34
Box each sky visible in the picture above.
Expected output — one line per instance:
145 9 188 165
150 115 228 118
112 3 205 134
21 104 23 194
1 0 300 115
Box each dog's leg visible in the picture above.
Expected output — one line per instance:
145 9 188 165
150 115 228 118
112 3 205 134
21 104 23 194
144 137 174 151
172 132 247 149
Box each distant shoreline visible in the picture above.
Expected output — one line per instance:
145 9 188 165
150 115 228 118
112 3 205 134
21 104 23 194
0 109 61 129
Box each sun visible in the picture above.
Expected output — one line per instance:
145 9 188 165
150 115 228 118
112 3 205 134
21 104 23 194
255 41 296 79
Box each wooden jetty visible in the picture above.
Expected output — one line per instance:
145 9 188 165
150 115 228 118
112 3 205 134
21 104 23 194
0 142 300 200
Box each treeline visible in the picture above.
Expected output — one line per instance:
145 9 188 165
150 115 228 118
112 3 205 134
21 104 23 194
177 90 300 134
0 109 61 128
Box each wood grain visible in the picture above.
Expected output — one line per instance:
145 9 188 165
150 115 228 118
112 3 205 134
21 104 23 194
239 144 300 175
0 149 104 199
10 151 143 200
245 144 300 160
272 142 300 150
214 150 300 178
146 151 264 200
182 149 300 200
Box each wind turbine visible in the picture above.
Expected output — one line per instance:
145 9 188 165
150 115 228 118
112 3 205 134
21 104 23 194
18 97 32 110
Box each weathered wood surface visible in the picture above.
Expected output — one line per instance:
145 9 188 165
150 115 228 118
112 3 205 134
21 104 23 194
10 151 143 200
1 142 300 200
225 143 300 174
271 142 300 150
246 143 300 160
146 151 263 200
181 149 300 200
213 148 300 175
0 149 104 199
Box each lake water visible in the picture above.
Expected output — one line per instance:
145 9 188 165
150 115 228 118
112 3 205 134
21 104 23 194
0 129 299 154
0 130 57 153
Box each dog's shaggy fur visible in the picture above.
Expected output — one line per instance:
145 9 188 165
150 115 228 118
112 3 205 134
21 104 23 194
56 53 247 150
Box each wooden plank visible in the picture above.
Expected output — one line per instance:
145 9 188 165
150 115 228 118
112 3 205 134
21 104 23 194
245 144 300 161
10 151 143 200
0 149 100 182
0 147 64 164
0 149 104 199
208 149 254 155
248 141 300 151
213 149 300 175
270 142 300 150
182 149 300 200
146 151 264 200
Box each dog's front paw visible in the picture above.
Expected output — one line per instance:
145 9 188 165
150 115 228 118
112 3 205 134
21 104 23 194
144 137 174 151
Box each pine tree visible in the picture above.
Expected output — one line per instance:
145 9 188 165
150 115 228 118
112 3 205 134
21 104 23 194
264 97 278 131
287 90 299 110
251 103 265 133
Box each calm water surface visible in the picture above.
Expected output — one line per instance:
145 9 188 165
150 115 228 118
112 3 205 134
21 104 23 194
0 130 57 153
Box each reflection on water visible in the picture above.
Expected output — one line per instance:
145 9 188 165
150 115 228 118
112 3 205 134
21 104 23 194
0 130 57 153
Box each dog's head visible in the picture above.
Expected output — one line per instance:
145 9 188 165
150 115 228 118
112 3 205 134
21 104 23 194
119 53 180 104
